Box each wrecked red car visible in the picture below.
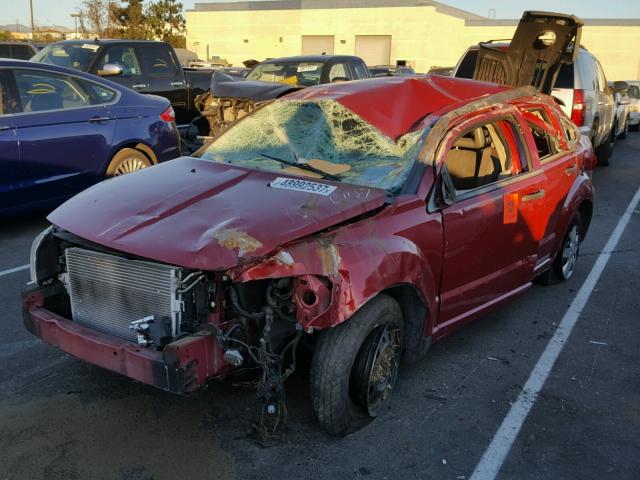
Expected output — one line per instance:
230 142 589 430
24 12 593 437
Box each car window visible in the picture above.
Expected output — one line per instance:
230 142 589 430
0 70 20 114
31 43 99 71
11 45 35 60
526 121 560 161
247 61 323 86
96 46 141 76
561 118 579 144
76 78 117 104
329 63 352 82
577 53 597 91
201 99 424 193
443 120 521 192
13 69 93 112
0 45 10 58
138 45 178 77
454 48 477 79
595 60 607 92
353 61 368 79
555 63 574 89
628 85 640 99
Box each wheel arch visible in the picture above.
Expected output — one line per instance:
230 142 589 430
382 283 432 363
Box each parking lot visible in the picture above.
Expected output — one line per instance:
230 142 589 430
0 131 637 479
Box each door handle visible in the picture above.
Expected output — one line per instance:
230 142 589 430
170 81 185 87
132 83 149 89
564 163 578 175
521 189 546 202
88 116 110 124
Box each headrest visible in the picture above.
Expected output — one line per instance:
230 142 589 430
454 128 485 149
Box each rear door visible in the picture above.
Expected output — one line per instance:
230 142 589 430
436 111 547 332
0 69 22 213
11 68 117 206
595 59 615 141
134 43 188 124
517 104 580 272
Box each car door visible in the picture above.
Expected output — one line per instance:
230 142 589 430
0 69 23 213
436 112 547 332
91 45 144 91
517 105 581 273
11 67 117 206
595 59 615 141
134 44 189 124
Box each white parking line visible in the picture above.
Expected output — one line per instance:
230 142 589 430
0 264 29 277
470 185 640 480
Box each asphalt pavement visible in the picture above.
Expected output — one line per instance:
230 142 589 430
0 134 639 480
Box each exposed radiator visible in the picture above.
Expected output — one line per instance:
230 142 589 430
65 247 184 342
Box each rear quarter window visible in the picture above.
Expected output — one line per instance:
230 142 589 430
454 49 478 79
555 63 574 89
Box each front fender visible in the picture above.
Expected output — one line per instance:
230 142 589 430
234 201 443 333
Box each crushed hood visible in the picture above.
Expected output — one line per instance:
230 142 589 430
48 158 388 271
210 70 302 102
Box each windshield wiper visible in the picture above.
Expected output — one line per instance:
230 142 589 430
260 153 341 181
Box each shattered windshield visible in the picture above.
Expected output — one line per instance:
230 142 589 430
31 43 99 71
201 99 424 193
246 62 324 86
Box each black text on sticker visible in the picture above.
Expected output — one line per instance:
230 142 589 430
270 177 336 196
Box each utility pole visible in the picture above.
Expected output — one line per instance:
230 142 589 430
29 0 35 39
71 12 81 39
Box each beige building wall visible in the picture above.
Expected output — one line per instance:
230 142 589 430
186 5 640 80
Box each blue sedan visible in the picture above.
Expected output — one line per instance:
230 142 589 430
0 60 181 216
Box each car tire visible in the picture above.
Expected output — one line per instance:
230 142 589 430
618 119 629 139
310 294 403 436
595 127 614 167
536 212 582 285
106 148 153 177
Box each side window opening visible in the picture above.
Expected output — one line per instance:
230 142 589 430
561 118 578 143
443 120 518 192
329 63 352 82
139 45 178 77
97 46 141 76
13 70 92 112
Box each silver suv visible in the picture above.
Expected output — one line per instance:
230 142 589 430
625 81 640 131
453 45 622 166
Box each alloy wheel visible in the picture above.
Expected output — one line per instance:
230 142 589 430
561 224 580 279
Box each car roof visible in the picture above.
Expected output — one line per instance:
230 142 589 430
47 39 169 47
0 59 130 89
259 55 362 64
284 74 510 140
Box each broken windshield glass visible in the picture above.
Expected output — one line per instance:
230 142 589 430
201 99 425 192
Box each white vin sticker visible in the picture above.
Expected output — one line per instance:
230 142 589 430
270 177 336 196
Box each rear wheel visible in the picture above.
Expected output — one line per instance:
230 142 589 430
595 127 615 167
310 294 403 436
106 148 152 177
536 212 582 285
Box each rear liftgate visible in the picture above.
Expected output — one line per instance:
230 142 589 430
473 11 583 95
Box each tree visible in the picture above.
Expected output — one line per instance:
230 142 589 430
145 0 186 48
0 30 13 41
80 0 121 38
113 0 150 39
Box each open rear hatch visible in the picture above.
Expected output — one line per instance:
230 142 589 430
472 11 583 95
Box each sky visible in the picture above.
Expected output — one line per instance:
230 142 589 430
2 0 639 29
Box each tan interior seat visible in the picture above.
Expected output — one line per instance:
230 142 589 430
445 127 501 190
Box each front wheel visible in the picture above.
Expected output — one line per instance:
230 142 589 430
106 148 152 177
310 294 403 436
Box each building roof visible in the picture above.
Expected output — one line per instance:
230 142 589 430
284 74 508 140
189 0 484 20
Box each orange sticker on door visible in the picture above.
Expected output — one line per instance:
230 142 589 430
503 193 519 224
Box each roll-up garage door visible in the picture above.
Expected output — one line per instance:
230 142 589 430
354 35 391 66
302 36 335 55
